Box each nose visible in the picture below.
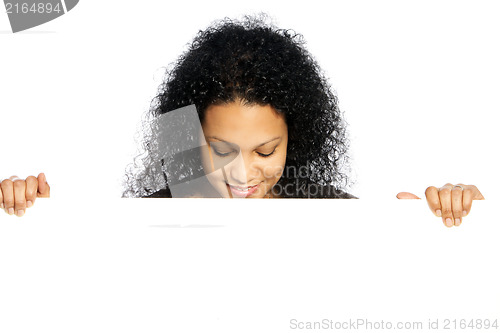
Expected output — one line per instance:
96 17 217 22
227 151 254 185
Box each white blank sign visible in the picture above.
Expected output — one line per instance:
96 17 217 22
0 198 497 333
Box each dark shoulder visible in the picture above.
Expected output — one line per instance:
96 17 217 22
145 188 173 198
307 184 357 199
272 180 356 198
143 182 220 198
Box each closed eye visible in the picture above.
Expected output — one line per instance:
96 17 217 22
213 148 235 157
257 149 276 157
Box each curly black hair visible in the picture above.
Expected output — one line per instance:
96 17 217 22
124 15 351 198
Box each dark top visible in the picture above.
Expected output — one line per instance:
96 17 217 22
147 183 357 199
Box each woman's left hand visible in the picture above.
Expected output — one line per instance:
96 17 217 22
397 184 484 227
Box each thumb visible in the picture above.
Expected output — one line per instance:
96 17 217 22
37 173 50 198
396 192 420 199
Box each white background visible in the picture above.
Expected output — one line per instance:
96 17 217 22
0 1 499 332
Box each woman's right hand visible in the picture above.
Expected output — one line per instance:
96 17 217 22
1 173 50 217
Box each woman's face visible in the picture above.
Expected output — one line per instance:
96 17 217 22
200 100 288 198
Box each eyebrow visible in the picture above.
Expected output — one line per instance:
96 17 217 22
206 136 281 149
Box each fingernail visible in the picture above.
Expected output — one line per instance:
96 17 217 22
436 209 442 217
16 210 25 217
0 203 3 209
8 208 14 215
445 218 453 227
462 210 467 216
455 218 461 226
27 201 33 208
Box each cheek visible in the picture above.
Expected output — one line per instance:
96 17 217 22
252 156 286 181
200 147 222 186
200 146 212 173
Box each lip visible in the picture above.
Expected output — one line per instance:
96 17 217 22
226 182 261 198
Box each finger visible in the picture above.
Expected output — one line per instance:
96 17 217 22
438 185 454 227
1 179 15 215
13 179 27 217
470 185 485 200
396 192 420 199
462 186 475 217
425 186 441 217
451 186 464 226
37 173 50 198
25 176 38 208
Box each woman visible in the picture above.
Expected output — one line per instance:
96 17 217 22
0 18 484 224
121 16 483 226
125 17 352 199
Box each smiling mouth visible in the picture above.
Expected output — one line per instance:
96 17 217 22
226 182 261 197
227 184 258 190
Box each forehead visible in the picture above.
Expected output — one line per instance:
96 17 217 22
202 102 287 145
